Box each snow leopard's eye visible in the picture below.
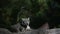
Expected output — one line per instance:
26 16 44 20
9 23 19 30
21 21 27 25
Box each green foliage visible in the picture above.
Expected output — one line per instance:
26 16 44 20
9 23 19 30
0 0 60 28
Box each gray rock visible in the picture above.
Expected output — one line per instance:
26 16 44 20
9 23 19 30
0 28 12 34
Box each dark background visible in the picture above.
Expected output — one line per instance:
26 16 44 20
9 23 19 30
0 0 60 29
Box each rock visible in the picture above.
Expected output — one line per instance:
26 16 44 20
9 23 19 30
0 28 12 34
